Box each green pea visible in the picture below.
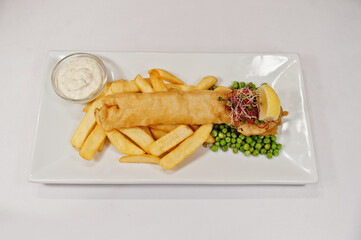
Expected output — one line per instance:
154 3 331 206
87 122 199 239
233 148 238 153
236 138 242 144
240 82 246 88
220 139 226 146
222 146 228 152
211 130 218 137
271 143 277 150
267 153 273 159
249 147 254 152
244 150 251 156
273 149 279 156
268 149 273 154
231 138 236 144
225 137 231 143
239 134 245 140
243 143 250 150
219 125 225 130
231 143 236 148
215 142 220 146
222 128 228 134
211 145 218 152
235 143 241 149
213 124 219 129
231 128 237 133
240 146 245 152
258 135 264 139
231 81 239 89
255 143 262 150
257 139 263 144
215 137 220 142
252 135 258 140
264 143 271 150
226 132 231 137
224 124 229 128
277 143 282 150
263 138 271 144
270 135 277 142
218 132 225 139
250 141 256 147
231 133 237 138
252 150 259 156
260 149 267 155
226 142 231 147
246 137 253 144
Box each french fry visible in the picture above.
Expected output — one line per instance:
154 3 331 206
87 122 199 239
149 70 167 92
165 84 195 91
83 102 91 112
98 138 105 152
71 84 112 150
214 86 230 92
150 128 169 140
140 126 153 138
135 75 153 93
149 125 193 156
150 69 184 85
79 124 107 160
150 124 179 132
194 76 218 90
188 124 213 142
160 124 213 170
72 114 96 150
106 129 144 155
144 77 151 85
119 155 160 164
111 79 140 93
119 127 155 153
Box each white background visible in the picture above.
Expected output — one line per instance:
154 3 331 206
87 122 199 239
1 0 360 239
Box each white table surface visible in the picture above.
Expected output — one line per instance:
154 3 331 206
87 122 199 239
1 0 360 239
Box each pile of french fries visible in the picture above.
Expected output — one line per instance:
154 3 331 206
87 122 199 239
71 69 219 170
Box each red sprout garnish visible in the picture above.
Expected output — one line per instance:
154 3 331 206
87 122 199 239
223 84 260 127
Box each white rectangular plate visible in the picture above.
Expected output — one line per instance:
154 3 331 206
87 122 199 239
29 52 317 184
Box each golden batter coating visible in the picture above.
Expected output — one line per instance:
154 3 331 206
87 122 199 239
95 89 285 136
95 90 232 131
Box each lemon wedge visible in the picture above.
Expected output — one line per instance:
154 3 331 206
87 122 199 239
256 84 281 121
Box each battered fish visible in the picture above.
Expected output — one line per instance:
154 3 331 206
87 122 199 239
95 89 285 136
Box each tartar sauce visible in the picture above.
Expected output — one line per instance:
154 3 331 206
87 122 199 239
57 57 103 100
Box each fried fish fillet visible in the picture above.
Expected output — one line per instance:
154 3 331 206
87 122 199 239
95 90 232 131
235 109 287 136
95 89 285 136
